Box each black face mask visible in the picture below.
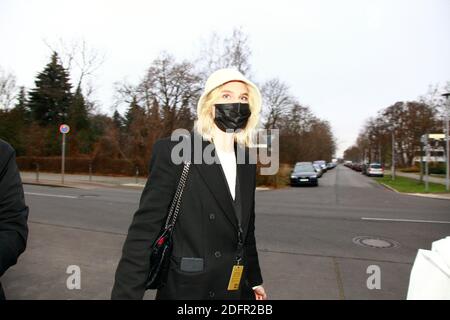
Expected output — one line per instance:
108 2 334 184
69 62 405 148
214 103 251 132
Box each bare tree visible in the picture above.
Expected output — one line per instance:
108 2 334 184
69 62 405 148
0 67 18 110
279 102 316 134
114 52 201 138
196 27 253 79
222 27 252 75
419 81 450 121
351 100 439 167
344 145 363 162
261 78 294 129
113 79 137 110
140 53 201 135
197 31 224 79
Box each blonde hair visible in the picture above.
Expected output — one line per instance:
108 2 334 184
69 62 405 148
194 82 261 147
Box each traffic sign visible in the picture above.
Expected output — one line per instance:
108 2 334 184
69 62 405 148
421 133 445 144
59 124 70 134
428 133 445 140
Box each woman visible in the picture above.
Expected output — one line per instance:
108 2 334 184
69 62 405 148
111 68 267 300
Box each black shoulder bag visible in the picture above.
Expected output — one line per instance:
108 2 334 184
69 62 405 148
145 161 191 290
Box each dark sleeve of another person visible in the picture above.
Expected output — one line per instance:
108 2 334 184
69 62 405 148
0 140 29 277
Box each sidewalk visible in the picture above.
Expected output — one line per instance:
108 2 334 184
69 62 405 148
21 171 274 191
20 171 146 189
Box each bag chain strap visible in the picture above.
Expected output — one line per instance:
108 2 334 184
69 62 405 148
164 161 191 229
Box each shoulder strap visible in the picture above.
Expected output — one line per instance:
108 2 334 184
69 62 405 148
164 161 191 229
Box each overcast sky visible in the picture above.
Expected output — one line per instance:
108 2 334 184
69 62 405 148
1 0 449 157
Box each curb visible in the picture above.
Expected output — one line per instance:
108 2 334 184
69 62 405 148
255 187 271 191
379 183 400 193
121 183 145 188
23 181 77 189
22 179 118 190
403 193 450 201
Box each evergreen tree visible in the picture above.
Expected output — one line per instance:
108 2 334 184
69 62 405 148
148 98 161 124
67 86 92 154
112 109 125 130
0 87 31 155
14 86 31 122
124 97 143 129
28 52 73 125
123 97 147 161
68 86 89 131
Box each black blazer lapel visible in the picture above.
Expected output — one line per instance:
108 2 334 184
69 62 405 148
193 135 239 230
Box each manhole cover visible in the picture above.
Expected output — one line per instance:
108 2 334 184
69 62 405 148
352 236 400 249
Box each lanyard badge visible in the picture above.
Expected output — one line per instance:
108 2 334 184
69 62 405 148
227 225 245 291
227 264 244 291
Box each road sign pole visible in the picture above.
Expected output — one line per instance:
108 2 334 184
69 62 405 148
59 124 70 185
425 136 429 192
446 103 449 191
61 132 66 184
391 131 395 181
441 93 450 192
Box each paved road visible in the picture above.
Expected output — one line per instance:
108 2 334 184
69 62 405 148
2 165 450 299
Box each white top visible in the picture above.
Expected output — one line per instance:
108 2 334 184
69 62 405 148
216 147 237 201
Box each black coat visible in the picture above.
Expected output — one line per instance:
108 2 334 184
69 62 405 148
111 131 263 300
0 139 29 300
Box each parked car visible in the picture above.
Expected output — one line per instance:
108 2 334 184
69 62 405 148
295 161 312 166
326 162 336 170
313 160 327 173
361 163 369 175
290 163 319 186
366 163 384 177
312 163 324 178
295 161 323 177
351 162 362 171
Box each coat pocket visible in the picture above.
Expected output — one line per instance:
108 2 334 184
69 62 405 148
169 256 209 299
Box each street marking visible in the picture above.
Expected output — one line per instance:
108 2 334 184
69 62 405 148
25 192 78 199
362 217 450 224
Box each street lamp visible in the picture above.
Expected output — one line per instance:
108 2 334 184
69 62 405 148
441 92 450 191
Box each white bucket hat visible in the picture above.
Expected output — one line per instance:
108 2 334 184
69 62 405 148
196 68 262 115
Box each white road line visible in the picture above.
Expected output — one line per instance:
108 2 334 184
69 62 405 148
25 192 78 199
362 217 450 224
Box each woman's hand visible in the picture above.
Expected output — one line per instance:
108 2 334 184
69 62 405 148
253 285 267 300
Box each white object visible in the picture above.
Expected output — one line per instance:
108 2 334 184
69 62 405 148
216 147 236 200
196 68 262 116
407 236 450 300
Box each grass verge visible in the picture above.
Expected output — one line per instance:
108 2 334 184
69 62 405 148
374 175 449 194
